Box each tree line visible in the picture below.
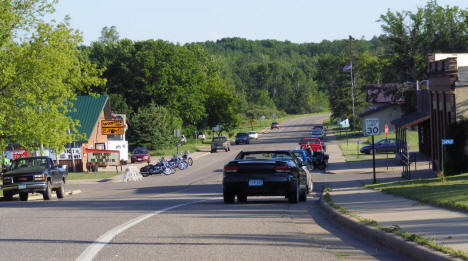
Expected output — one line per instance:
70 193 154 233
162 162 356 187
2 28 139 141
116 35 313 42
2 0 467 152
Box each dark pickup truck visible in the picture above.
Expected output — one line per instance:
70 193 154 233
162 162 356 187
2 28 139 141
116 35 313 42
2 157 68 201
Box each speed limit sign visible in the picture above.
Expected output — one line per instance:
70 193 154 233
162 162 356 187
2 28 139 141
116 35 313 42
364 118 380 136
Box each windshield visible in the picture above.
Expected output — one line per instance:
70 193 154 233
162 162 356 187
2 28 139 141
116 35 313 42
213 137 225 142
303 139 320 145
10 158 49 170
237 151 292 160
236 133 248 137
133 149 147 154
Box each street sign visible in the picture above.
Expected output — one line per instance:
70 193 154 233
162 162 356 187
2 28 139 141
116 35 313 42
441 139 454 145
174 129 181 137
102 127 124 135
364 118 380 136
385 124 388 137
102 120 124 128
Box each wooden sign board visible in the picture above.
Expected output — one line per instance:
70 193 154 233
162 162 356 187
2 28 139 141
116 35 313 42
102 120 124 128
102 127 124 135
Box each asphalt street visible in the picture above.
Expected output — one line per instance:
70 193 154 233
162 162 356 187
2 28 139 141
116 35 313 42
0 115 403 261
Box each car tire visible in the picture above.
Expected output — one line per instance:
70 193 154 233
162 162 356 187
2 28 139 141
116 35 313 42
19 192 28 201
223 190 234 203
318 163 326 170
288 180 299 204
228 147 231 151
141 173 149 177
299 185 307 202
56 181 65 199
238 194 247 203
225 148 228 152
43 180 52 200
3 191 13 201
236 142 239 145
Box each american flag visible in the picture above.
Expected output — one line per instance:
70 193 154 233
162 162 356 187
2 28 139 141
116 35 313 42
343 63 352 72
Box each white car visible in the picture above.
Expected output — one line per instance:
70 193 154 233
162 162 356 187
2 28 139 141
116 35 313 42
248 131 258 140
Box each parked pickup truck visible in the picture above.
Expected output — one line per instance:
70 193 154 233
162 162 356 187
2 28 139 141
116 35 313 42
211 136 231 153
299 137 326 152
1 157 68 201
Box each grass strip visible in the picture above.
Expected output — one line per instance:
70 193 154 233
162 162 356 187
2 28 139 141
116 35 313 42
67 171 120 180
366 173 468 213
323 188 468 260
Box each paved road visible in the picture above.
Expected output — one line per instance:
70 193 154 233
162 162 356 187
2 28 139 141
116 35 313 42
0 115 402 261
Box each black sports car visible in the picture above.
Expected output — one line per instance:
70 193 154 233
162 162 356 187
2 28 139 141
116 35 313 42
222 150 309 204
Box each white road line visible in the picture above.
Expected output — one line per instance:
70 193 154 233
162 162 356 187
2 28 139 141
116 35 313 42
76 199 209 261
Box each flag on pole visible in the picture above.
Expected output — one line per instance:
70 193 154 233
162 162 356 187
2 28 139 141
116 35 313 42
343 63 352 72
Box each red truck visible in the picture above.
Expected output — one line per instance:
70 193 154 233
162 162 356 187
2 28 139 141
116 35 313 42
299 138 326 152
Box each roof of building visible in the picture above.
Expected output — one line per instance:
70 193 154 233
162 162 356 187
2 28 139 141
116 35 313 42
68 95 109 140
359 103 400 118
391 112 430 129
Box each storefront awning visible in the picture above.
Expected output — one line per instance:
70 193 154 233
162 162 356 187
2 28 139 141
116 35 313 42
391 112 430 129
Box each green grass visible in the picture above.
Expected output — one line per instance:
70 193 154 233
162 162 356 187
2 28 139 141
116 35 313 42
323 188 468 260
149 143 203 157
338 130 419 162
67 171 120 180
366 173 468 212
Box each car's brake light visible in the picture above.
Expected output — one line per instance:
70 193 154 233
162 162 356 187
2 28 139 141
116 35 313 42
275 166 292 173
224 165 239 173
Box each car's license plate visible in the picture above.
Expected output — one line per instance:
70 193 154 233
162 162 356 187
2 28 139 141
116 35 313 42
137 158 142 161
18 184 26 189
248 179 263 186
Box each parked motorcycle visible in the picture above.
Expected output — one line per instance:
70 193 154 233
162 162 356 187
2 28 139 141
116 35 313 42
311 150 329 170
182 151 193 166
170 154 188 170
160 157 176 175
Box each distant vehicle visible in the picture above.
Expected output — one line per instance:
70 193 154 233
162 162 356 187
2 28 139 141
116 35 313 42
248 131 258 140
299 138 326 152
211 136 231 153
131 147 151 163
222 150 309 204
271 122 280 129
311 128 324 140
360 138 407 154
235 132 250 145
2 157 68 201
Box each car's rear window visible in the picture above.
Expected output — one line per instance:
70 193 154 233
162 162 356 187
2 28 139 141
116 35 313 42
236 133 248 137
133 150 147 154
248 132 256 134
303 139 319 144
237 152 292 160
213 137 225 142
312 130 322 134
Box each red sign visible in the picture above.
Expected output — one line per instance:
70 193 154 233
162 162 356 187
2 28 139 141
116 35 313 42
385 124 389 137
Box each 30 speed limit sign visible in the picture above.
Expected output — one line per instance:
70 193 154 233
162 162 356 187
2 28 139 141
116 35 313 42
364 118 380 136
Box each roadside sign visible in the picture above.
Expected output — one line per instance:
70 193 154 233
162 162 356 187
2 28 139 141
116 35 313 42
102 120 124 128
441 139 454 145
385 124 388 137
174 129 181 137
364 118 380 136
102 127 124 135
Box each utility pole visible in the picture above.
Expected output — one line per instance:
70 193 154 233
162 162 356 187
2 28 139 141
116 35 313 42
348 35 356 131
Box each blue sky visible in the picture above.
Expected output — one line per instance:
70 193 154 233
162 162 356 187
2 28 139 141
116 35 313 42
51 0 468 45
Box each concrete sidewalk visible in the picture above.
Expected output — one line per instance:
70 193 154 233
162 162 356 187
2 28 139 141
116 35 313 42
321 142 468 259
329 187 468 255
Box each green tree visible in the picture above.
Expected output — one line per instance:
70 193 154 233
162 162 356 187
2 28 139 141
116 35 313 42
0 0 105 154
128 104 182 150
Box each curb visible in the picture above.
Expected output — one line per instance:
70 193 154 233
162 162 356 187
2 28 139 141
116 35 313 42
318 194 459 261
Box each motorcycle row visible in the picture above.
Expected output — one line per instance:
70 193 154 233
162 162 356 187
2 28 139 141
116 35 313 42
139 151 193 177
